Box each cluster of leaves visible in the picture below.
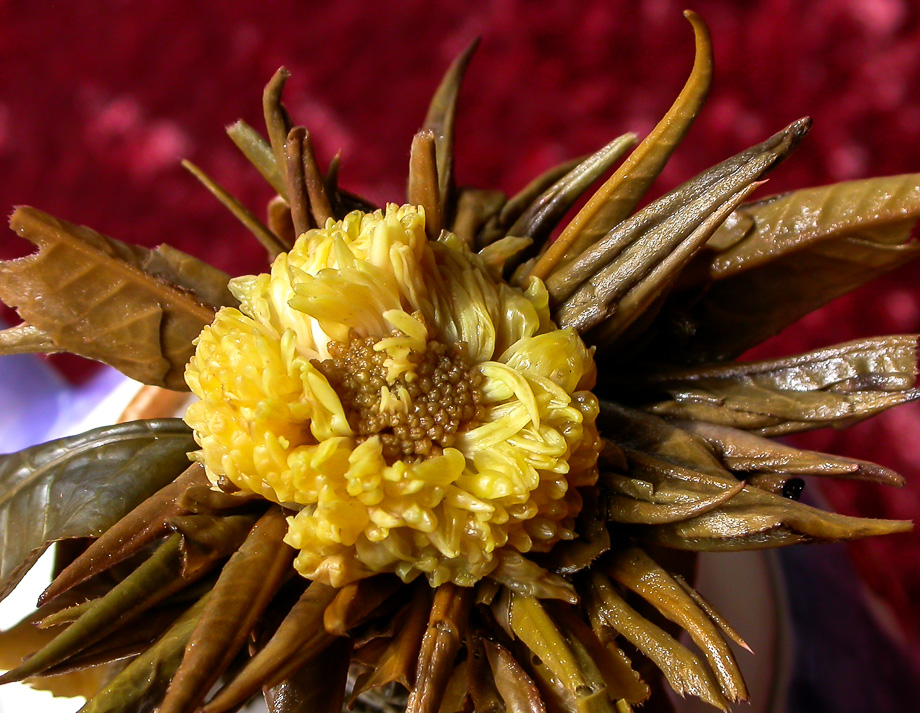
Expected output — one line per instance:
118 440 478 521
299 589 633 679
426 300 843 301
1 10 919 713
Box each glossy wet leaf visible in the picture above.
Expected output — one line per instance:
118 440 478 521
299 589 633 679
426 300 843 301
550 119 809 340
227 119 286 196
532 11 713 281
409 130 443 240
406 583 473 713
0 534 185 684
263 637 352 713
159 506 294 713
201 581 338 713
451 188 507 248
0 322 58 356
643 336 920 435
468 633 505 713
0 419 195 603
648 174 920 362
488 549 578 603
42 462 208 605
79 595 208 713
483 638 546 713
677 419 905 485
603 547 747 702
588 571 729 711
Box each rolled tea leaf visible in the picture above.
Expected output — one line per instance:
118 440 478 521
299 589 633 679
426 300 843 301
227 119 286 196
406 583 473 713
78 594 209 713
348 583 430 703
41 461 208 605
0 208 220 389
408 130 443 240
263 637 352 713
422 38 479 218
0 419 195 604
468 633 506 713
158 506 295 713
0 322 58 356
182 160 289 258
451 188 507 248
603 546 748 702
483 638 547 713
284 127 314 238
201 580 338 713
671 574 751 653
651 174 920 362
263 67 294 196
323 574 402 636
588 571 729 711
0 534 185 684
531 10 713 281
643 335 920 435
494 155 584 240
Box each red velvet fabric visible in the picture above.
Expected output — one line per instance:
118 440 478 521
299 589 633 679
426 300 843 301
1 0 919 678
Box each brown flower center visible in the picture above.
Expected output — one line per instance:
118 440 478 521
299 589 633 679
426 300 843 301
315 332 485 463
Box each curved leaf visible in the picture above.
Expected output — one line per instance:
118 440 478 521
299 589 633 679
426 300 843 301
0 419 195 603
0 208 219 389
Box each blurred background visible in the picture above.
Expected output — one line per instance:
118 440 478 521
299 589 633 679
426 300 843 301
1 0 919 710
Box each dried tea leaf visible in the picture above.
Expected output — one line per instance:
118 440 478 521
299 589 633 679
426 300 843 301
263 68 294 197
423 38 479 217
159 506 295 713
649 174 920 362
603 547 748 702
588 571 729 711
532 11 713 281
79 594 209 713
42 462 208 605
0 419 195 603
643 336 920 435
201 581 338 713
0 207 218 389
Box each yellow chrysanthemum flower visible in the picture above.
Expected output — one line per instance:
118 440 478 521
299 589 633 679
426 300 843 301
184 204 600 587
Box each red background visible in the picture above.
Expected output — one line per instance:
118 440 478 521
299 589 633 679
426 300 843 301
1 0 919 702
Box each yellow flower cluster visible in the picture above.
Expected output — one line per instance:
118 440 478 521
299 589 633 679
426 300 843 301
184 205 600 587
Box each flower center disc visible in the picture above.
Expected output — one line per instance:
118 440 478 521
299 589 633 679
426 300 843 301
315 333 485 463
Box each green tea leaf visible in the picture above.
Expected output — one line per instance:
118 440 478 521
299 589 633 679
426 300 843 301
0 208 219 389
0 419 195 603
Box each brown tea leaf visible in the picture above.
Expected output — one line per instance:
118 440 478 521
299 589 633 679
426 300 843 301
532 11 713 281
0 207 218 389
159 506 295 713
42 462 208 605
648 174 920 362
0 322 58 356
409 130 443 239
487 549 578 603
643 336 920 435
227 119 286 197
423 38 480 217
263 637 352 713
483 638 546 713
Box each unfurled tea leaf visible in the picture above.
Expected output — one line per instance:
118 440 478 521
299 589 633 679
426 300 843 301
0 208 218 389
488 549 578 603
42 462 207 604
324 575 402 636
643 336 920 435
650 175 920 362
0 419 195 603
532 11 713 281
